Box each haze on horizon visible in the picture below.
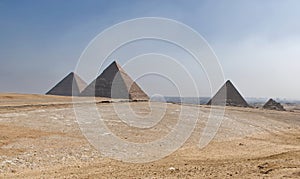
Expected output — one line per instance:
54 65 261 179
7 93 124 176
0 0 299 100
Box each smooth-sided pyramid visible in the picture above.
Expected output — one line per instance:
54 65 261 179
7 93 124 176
207 80 249 107
263 98 285 111
80 61 149 101
46 72 87 96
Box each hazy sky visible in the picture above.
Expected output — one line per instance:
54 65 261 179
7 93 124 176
0 0 299 99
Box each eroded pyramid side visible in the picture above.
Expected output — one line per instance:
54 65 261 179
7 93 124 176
263 98 285 111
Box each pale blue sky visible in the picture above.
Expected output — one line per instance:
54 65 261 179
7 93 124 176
0 0 299 99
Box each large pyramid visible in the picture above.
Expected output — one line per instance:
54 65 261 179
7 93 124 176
80 61 149 101
263 98 285 111
207 80 249 107
46 72 87 96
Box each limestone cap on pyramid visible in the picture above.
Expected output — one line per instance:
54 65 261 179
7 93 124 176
46 72 87 96
80 61 149 101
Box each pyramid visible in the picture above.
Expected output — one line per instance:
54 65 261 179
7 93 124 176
80 61 149 101
263 99 285 111
46 72 87 96
207 80 249 107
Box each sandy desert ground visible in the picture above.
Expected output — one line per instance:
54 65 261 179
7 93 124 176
0 94 300 178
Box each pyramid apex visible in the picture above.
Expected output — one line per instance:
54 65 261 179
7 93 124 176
266 98 277 103
110 60 120 64
68 72 75 75
108 60 121 66
109 60 124 70
226 80 232 84
267 98 276 103
68 72 82 79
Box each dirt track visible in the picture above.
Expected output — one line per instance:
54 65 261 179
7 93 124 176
0 94 300 178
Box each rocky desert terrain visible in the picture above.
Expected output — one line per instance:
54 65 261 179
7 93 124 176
0 94 299 178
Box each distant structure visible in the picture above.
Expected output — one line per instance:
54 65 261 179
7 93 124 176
46 72 87 96
263 98 285 111
207 80 249 107
80 61 149 101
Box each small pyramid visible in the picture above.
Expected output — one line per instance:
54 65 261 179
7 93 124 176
46 72 87 96
207 80 249 107
80 61 149 101
263 98 285 111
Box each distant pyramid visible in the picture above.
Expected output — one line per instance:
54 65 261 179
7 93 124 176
46 72 87 96
80 61 149 101
207 80 249 107
263 98 285 111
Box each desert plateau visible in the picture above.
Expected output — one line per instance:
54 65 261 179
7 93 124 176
0 94 299 178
